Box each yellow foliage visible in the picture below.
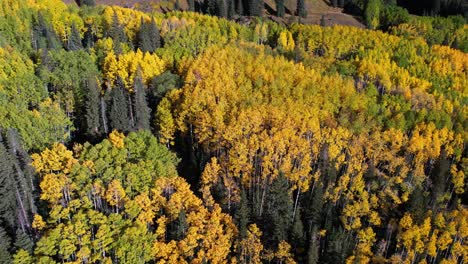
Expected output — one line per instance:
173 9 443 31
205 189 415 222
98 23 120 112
108 130 125 148
103 50 165 89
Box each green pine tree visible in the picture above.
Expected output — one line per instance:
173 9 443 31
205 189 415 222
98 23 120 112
188 0 196 11
137 18 151 52
237 188 250 239
109 11 127 54
276 0 285 17
67 22 83 51
297 0 307 18
83 23 95 49
14 230 33 254
236 0 244 15
84 76 102 139
263 174 293 246
0 139 17 229
0 227 11 264
148 17 161 51
133 71 151 131
108 78 131 132
307 225 319 264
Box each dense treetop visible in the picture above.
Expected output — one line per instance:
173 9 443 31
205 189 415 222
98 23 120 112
0 0 466 263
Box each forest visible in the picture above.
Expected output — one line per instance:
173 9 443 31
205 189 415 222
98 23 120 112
0 0 466 263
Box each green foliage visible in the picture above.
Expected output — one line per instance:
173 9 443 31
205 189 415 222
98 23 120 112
133 72 151 131
108 78 131 132
379 4 410 30
365 0 381 29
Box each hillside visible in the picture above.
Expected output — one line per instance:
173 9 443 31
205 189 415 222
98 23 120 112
63 0 365 27
0 0 466 263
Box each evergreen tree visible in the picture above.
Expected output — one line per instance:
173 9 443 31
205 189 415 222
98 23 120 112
170 210 188 241
207 0 218 15
82 0 96 6
338 0 345 8
236 0 244 15
276 0 285 17
175 0 181 10
137 17 161 53
237 188 250 239
0 227 11 264
0 140 17 229
249 0 263 16
307 226 319 264
137 18 151 52
188 0 196 11
290 209 305 252
297 0 307 18
432 0 441 15
83 23 95 49
108 12 127 54
408 186 427 224
84 76 102 139
148 17 161 51
263 174 293 246
3 129 36 231
109 78 131 132
14 230 33 254
32 12 61 50
67 22 83 51
228 0 236 18
217 0 228 17
133 71 151 131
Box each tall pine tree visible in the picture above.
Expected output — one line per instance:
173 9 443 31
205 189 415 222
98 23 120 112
108 78 131 132
297 0 307 18
84 76 102 139
0 227 11 264
67 22 83 51
108 12 127 54
276 0 285 17
132 71 151 131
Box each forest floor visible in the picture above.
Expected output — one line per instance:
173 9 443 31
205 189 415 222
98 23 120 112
63 0 365 27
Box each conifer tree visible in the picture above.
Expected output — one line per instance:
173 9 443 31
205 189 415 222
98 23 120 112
236 0 244 15
188 0 196 11
263 175 293 246
137 18 151 52
0 227 11 264
249 0 263 16
148 17 161 51
133 71 151 131
109 78 131 132
84 76 102 139
432 0 441 15
297 0 307 18
0 140 17 229
228 0 236 18
67 23 83 51
3 129 36 231
217 0 228 17
207 0 218 15
138 17 161 53
237 188 250 239
108 12 127 54
82 0 96 6
276 0 285 17
307 226 319 264
83 24 94 49
14 230 33 254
